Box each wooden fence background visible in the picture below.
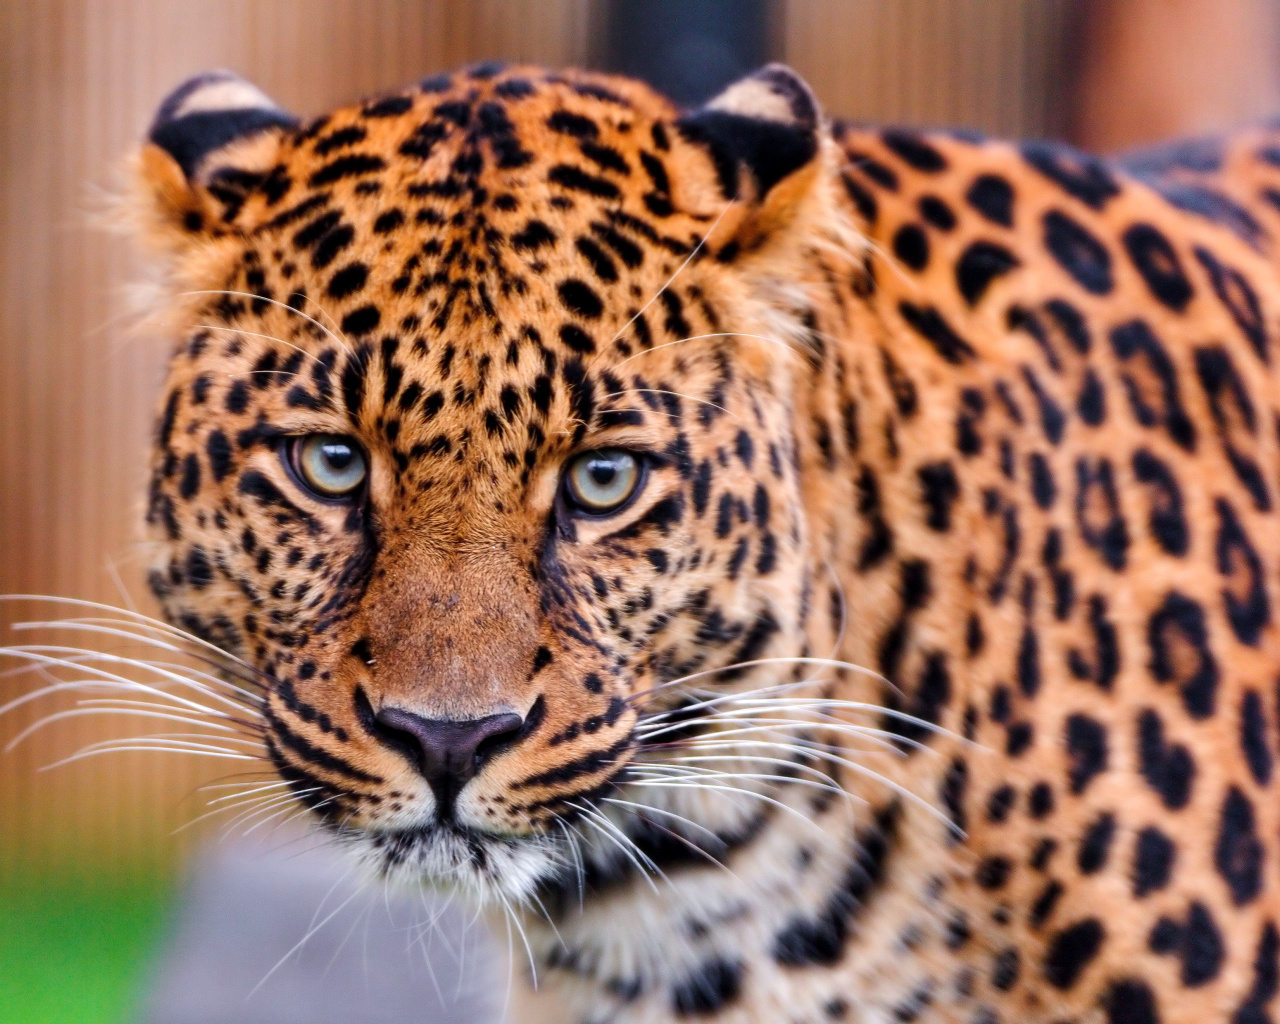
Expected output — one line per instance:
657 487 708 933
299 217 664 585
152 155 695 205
1 0 1275 874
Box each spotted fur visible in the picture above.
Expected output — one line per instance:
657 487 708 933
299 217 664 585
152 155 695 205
131 62 1280 1023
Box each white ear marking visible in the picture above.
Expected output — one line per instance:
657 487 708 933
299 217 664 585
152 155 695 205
148 71 295 180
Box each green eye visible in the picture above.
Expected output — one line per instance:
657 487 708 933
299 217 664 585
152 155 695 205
289 434 367 499
565 449 642 514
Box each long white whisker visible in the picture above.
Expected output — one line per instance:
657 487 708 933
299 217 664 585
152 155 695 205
567 802 662 894
170 321 334 373
611 201 734 345
0 640 261 707
623 779 827 831
628 752 856 799
6 706 251 753
659 694 967 747
663 744 948 828
616 330 800 368
599 798 746 881
74 696 258 730
177 290 354 357
628 656 896 706
0 649 255 723
15 621 266 695
553 818 586 909
640 718 916 758
203 780 295 803
604 388 730 417
0 596 255 669
7 621 264 694
41 743 257 770
174 786 322 836
249 880 364 998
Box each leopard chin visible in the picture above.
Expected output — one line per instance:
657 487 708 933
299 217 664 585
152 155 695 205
339 821 564 905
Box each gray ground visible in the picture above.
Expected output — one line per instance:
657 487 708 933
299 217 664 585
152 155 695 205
137 837 505 1024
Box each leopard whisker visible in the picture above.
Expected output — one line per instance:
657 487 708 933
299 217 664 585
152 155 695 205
65 719 262 748
249 873 366 998
623 779 829 831
0 648 259 722
0 674 238 727
177 290 355 357
567 800 665 893
173 785 323 836
6 705 258 753
406 887 451 1007
204 779 298 804
239 792 330 837
599 796 749 877
40 740 258 771
637 702 929 746
603 388 731 417
626 655 895 706
180 321 334 372
624 765 856 808
640 689 967 747
610 201 734 345
553 817 587 909
8 619 266 694
628 750 859 798
0 596 257 671
663 744 951 830
495 885 539 992
0 641 261 708
615 330 802 368
521 884 566 949
146 320 334 381
44 615 267 687
73 696 261 732
639 718 916 758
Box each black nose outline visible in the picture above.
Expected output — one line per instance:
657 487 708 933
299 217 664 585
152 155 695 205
367 701 526 817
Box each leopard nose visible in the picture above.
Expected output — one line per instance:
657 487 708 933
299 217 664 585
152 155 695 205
372 706 525 809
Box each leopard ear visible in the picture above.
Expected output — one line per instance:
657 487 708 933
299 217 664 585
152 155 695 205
134 71 297 248
671 64 830 253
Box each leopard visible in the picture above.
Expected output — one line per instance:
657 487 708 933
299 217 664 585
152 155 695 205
122 59 1280 1023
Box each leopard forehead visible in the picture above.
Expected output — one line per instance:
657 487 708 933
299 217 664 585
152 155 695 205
183 66 726 353
158 67 796 504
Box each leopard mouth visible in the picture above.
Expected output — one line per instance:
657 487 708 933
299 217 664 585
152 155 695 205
337 817 565 902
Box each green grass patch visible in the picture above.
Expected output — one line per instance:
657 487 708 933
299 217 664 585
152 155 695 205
0 870 172 1024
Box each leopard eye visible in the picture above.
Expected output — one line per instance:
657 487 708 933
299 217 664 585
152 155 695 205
288 434 367 499
564 449 642 514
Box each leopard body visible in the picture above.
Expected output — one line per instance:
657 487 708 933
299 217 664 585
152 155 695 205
130 62 1280 1023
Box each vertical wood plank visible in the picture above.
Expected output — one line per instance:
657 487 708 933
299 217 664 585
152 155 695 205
1072 0 1280 153
779 0 1074 139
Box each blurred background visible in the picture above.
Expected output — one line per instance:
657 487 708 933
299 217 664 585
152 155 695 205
2 1 1279 1020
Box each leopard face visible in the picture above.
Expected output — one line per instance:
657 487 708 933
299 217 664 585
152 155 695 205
136 65 836 899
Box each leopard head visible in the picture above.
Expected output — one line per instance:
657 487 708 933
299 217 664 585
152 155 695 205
133 63 853 900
